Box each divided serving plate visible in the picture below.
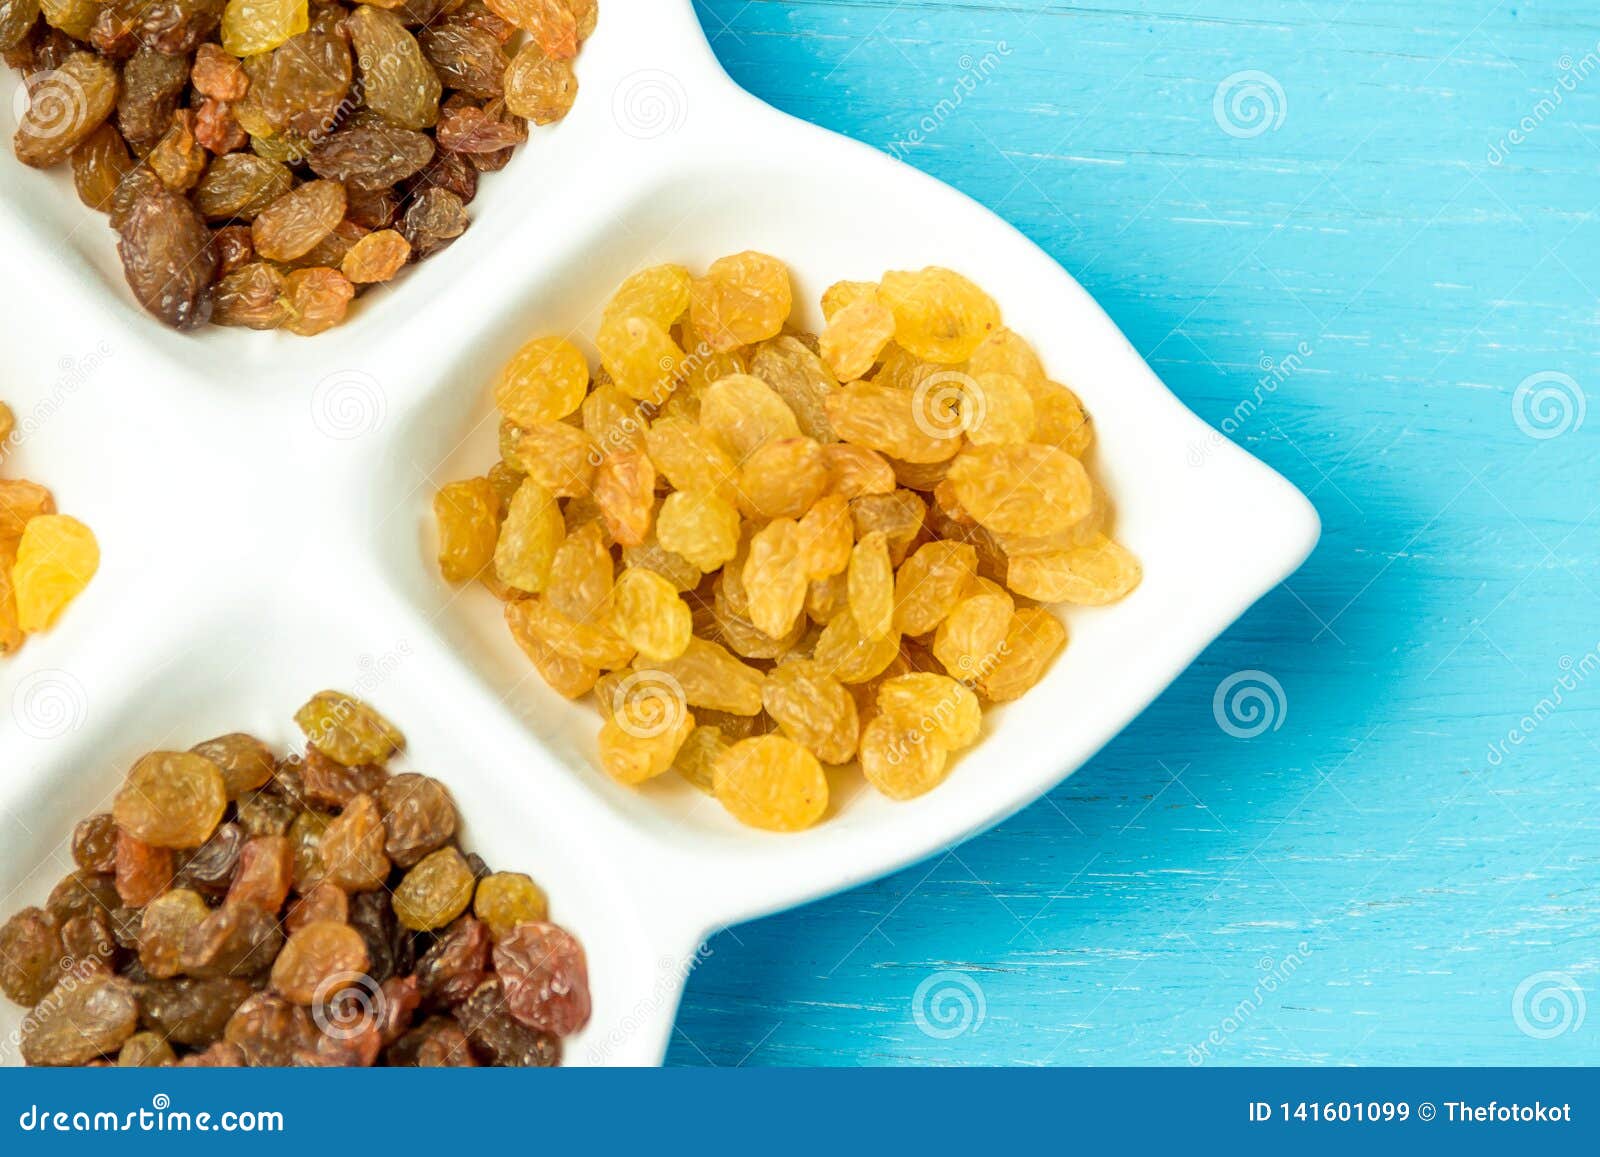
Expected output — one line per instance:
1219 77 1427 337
0 0 1320 1065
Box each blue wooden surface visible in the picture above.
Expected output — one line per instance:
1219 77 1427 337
666 0 1600 1066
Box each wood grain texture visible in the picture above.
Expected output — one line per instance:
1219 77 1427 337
669 0 1600 1066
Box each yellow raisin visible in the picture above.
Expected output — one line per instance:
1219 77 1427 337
474 873 549 941
597 708 695 786
11 514 98 632
295 691 405 766
392 848 476 931
644 418 738 500
893 541 977 635
593 449 656 547
712 735 827 831
603 263 692 330
877 267 1000 364
979 608 1067 703
741 518 808 639
635 637 764 715
847 531 894 641
796 493 853 580
966 372 1035 445
221 0 309 58
761 659 860 764
434 477 500 583
813 611 901 684
699 374 801 461
876 673 982 750
1030 381 1094 456
506 596 633 670
820 443 897 499
546 521 614 623
611 567 692 661
506 605 600 698
945 443 1091 536
1006 534 1142 605
494 477 564 592
500 419 596 497
597 315 686 403
656 491 741 573
932 579 1014 681
819 299 896 381
495 336 590 425
0 537 24 653
859 716 950 801
736 437 828 520
824 381 963 465
689 251 793 352
820 279 879 320
674 725 728 793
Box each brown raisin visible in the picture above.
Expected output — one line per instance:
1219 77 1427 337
115 186 217 329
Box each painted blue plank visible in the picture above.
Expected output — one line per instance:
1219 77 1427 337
670 0 1600 1066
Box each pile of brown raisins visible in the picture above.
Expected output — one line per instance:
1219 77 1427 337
0 400 99 653
0 691 591 1065
433 254 1142 831
3 0 596 332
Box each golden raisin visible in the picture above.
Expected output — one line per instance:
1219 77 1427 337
713 735 828 832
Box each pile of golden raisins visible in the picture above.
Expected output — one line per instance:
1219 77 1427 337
433 253 1141 831
0 401 99 654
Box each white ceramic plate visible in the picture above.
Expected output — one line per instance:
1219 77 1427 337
0 0 1319 1066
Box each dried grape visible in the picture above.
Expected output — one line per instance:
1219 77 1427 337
496 336 588 425
10 514 96 632
859 715 951 801
761 660 859 764
847 531 895 641
474 873 548 941
611 566 692 661
1005 534 1142 605
347 6 440 130
116 187 216 329
492 921 590 1035
713 735 828 831
190 733 275 798
21 973 138 1065
690 251 792 352
296 691 403 767
114 751 227 850
14 51 117 168
251 179 345 262
978 607 1068 703
878 267 1000 364
946 442 1092 536
435 477 500 583
0 908 64 1005
220 0 306 57
393 847 476 932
